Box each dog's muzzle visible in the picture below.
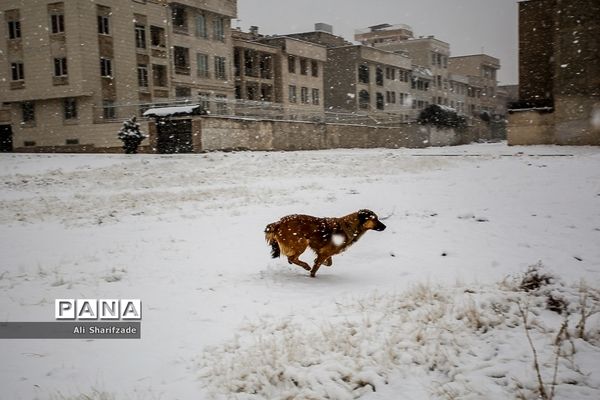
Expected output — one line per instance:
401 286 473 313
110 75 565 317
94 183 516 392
375 222 386 231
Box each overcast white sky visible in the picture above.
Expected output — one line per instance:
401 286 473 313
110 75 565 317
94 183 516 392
237 0 518 85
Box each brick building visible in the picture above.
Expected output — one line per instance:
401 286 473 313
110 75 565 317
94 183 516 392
0 0 236 151
508 0 600 145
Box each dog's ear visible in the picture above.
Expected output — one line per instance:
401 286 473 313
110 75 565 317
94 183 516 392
358 209 371 223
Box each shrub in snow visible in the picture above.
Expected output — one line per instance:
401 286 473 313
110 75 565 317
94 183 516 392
117 116 147 154
418 104 467 130
198 272 600 400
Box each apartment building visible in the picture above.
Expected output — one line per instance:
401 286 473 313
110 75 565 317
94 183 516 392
286 28 413 121
324 45 413 120
409 65 433 119
0 0 237 151
448 54 500 116
354 23 413 45
448 74 469 115
509 0 599 145
231 31 328 120
369 34 451 109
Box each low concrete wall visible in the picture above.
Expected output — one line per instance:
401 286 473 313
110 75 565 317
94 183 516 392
507 111 555 145
507 97 600 146
198 117 444 151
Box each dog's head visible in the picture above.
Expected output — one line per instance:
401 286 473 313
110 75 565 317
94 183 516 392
357 209 386 231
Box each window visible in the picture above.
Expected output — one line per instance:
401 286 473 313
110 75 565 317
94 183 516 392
11 62 24 81
399 92 405 106
376 92 384 110
103 100 116 120
66 139 79 145
195 14 207 38
175 86 191 98
213 18 225 41
215 94 227 114
100 58 112 77
312 88 320 105
358 90 369 110
54 58 67 77
246 83 258 100
288 55 296 73
97 15 110 35
21 102 34 123
174 46 190 74
172 6 187 32
135 25 146 49
301 87 309 104
214 56 226 80
376 66 384 86
153 64 167 86
244 49 257 77
261 85 273 102
311 60 318 77
358 65 369 84
300 58 308 75
8 20 21 39
50 13 64 34
386 91 396 104
63 98 77 120
385 67 395 81
137 64 148 87
198 92 210 111
260 54 272 79
197 53 209 77
288 85 297 103
150 26 165 47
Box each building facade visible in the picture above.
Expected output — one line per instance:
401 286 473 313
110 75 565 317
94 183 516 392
372 36 451 110
0 0 237 151
508 0 600 145
448 54 500 116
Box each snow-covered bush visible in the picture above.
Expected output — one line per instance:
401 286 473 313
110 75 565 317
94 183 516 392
418 104 467 130
117 116 147 154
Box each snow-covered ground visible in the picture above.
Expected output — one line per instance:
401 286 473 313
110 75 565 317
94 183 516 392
0 142 599 399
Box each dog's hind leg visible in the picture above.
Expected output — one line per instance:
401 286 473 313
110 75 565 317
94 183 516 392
324 257 333 266
287 255 311 271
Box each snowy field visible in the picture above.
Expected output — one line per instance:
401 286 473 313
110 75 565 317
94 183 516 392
0 142 599 400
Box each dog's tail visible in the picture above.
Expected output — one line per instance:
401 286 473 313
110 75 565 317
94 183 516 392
264 223 281 258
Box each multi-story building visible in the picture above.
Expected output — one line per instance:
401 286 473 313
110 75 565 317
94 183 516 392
287 27 413 122
509 0 599 145
232 26 328 120
355 23 414 45
448 54 500 116
0 0 237 151
409 65 433 119
324 45 413 120
368 34 451 109
448 73 469 115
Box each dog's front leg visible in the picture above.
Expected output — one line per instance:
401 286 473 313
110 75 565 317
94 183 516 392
309 262 321 278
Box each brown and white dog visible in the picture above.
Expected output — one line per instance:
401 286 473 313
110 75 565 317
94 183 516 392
265 209 386 277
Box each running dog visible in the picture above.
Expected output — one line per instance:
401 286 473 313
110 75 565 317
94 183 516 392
265 209 386 277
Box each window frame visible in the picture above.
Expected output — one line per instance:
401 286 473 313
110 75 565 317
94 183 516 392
11 62 24 81
100 57 112 78
135 24 146 49
63 97 78 120
54 57 68 77
214 56 227 80
8 20 21 39
137 64 148 88
97 15 110 35
50 13 65 34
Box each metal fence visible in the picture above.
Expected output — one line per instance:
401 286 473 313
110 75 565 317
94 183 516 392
94 96 417 127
